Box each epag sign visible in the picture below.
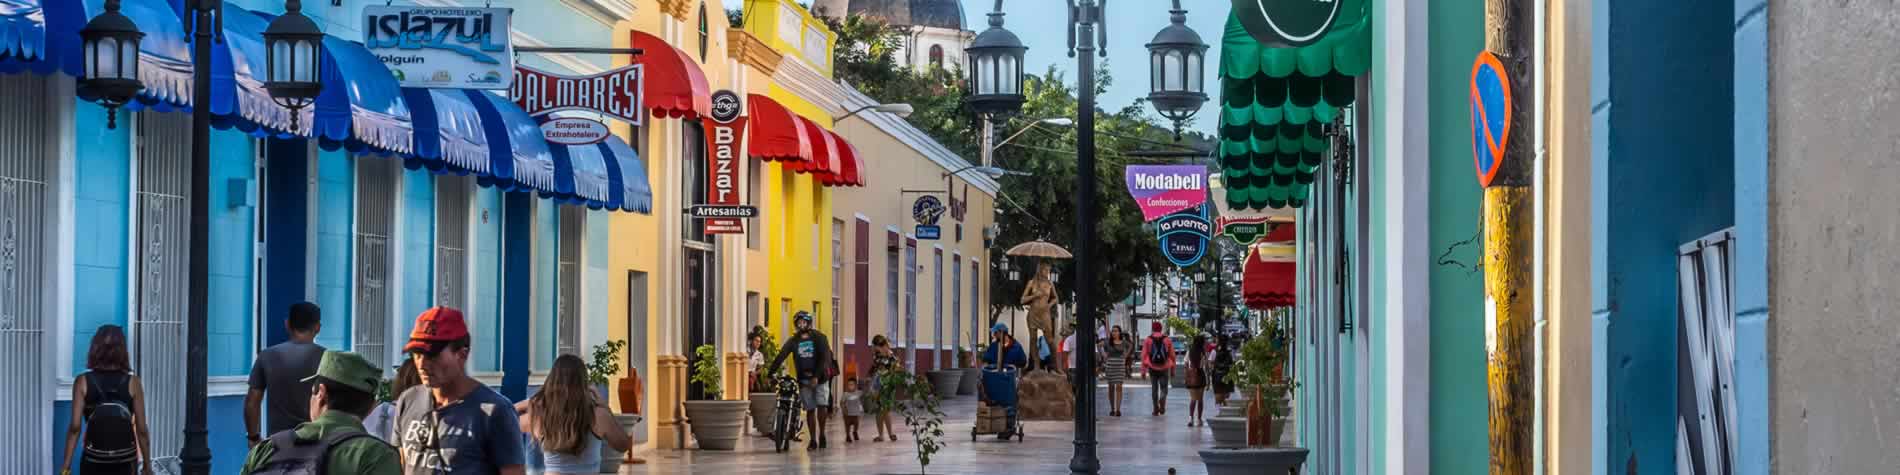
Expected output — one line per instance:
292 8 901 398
1232 0 1343 47
511 64 644 126
1156 205 1213 267
1125 165 1209 222
364 6 515 89
1469 51 1513 188
697 90 749 234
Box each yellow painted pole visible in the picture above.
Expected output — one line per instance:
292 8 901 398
1483 0 1536 472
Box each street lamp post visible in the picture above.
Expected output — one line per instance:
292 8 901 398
81 1 323 472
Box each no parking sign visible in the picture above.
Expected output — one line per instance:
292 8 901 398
1470 51 1513 188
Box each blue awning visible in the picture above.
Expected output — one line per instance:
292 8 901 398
211 4 301 136
313 36 412 156
0 0 86 75
79 0 194 111
467 89 564 196
601 136 652 214
404 87 500 178
547 136 616 210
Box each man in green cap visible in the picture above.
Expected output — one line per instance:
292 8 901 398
239 351 400 474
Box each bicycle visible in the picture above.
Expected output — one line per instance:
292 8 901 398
770 376 804 453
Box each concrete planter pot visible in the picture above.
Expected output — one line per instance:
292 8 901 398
1198 447 1309 475
683 400 750 451
958 367 981 395
926 370 964 399
599 413 643 472
1216 396 1252 418
1206 416 1250 448
748 392 777 436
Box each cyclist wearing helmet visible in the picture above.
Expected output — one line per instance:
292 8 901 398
766 310 836 450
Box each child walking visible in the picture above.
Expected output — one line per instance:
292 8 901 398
841 378 863 443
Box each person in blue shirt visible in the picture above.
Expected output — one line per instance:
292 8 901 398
980 323 1028 439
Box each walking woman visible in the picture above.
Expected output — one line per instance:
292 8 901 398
1210 333 1237 407
1100 325 1134 417
60 325 151 475
868 335 902 442
1184 332 1210 426
362 359 421 442
516 354 632 475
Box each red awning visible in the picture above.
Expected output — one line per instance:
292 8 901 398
1261 222 1295 243
1243 250 1296 310
630 31 711 119
746 94 810 163
793 116 839 178
832 133 864 186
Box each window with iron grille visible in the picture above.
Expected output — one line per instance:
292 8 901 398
683 123 709 241
904 242 916 370
971 260 981 348
435 176 471 310
134 110 192 463
698 3 710 62
557 206 583 358
354 157 398 370
933 249 943 368
885 236 899 352
0 75 53 470
832 219 843 345
952 254 962 357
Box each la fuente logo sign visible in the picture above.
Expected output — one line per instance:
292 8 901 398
1232 0 1343 47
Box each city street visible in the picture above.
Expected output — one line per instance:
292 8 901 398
624 382 1241 474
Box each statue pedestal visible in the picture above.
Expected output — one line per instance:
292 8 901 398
1015 371 1075 421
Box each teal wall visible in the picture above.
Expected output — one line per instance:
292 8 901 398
1427 0 1489 473
472 184 505 372
70 99 130 367
535 199 557 370
313 149 354 351
401 168 436 323
1368 2 1392 471
205 130 258 376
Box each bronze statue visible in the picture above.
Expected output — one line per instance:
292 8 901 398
1020 261 1059 374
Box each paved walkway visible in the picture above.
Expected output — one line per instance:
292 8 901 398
619 381 1232 474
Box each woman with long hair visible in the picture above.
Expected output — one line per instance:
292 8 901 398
1184 331 1210 426
516 354 632 475
59 325 151 475
1210 333 1237 407
1100 325 1134 417
363 359 422 442
868 335 901 442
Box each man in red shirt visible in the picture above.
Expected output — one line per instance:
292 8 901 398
1139 321 1177 416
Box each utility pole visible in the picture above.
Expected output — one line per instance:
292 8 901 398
1481 0 1535 472
1067 1 1103 472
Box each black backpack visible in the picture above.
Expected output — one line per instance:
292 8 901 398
248 428 380 475
1147 336 1170 367
82 372 138 465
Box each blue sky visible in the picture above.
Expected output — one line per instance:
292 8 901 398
957 0 1229 136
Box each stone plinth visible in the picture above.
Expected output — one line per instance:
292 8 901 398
1015 371 1074 421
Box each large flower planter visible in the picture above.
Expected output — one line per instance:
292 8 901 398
748 392 777 436
926 370 964 399
1198 447 1308 475
682 400 749 451
1206 416 1250 448
599 413 643 472
958 367 981 395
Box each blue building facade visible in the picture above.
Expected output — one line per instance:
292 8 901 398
0 0 649 471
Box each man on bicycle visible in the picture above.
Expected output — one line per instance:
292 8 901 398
767 311 836 450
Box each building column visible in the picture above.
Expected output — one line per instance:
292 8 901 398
502 192 535 400
652 354 689 449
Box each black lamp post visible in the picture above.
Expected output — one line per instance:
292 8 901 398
973 1 1209 472
82 1 322 472
77 0 145 128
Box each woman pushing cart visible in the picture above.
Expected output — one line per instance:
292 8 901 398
975 322 1029 441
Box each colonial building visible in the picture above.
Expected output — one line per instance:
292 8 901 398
812 0 973 71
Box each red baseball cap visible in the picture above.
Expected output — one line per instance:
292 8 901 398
404 307 470 354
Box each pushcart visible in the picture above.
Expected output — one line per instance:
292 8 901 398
972 365 1025 442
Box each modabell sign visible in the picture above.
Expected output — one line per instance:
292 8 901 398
1125 165 1209 222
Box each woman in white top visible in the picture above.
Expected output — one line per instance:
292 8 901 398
361 358 419 442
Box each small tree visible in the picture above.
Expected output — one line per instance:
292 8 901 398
691 344 723 400
587 340 629 387
875 371 947 474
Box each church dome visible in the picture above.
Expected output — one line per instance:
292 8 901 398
814 0 967 31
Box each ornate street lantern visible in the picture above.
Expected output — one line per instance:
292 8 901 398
263 0 324 126
1145 0 1208 140
78 0 145 129
965 0 1026 121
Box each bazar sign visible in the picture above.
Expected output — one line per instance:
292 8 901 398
1125 165 1209 222
1156 205 1212 267
364 6 515 89
510 64 645 126
1232 0 1342 47
539 117 610 146
699 90 747 234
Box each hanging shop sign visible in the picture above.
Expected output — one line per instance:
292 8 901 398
365 6 516 89
913 194 947 240
1125 165 1210 222
539 117 611 145
510 64 645 126
1232 0 1343 47
1469 51 1513 188
1221 220 1271 246
693 90 750 234
1156 205 1213 267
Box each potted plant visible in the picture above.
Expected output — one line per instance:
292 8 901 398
747 328 783 436
1199 317 1307 475
956 346 981 395
875 368 948 474
925 358 964 400
583 340 635 470
682 344 749 450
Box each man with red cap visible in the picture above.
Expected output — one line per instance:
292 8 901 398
1139 320 1178 416
390 307 525 474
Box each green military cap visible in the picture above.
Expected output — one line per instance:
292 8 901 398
301 351 381 394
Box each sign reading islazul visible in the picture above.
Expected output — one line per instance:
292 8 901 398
695 90 750 234
364 6 515 89
1125 165 1209 222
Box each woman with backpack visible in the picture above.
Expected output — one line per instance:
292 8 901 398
516 354 633 475
59 325 151 475
1210 333 1238 407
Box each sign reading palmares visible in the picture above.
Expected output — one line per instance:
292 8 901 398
364 6 516 89
1125 165 1210 222
509 64 645 125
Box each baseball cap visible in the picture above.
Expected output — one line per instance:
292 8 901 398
991 322 1009 334
404 307 470 354
301 351 381 394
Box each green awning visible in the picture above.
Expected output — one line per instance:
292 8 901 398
1218 0 1369 210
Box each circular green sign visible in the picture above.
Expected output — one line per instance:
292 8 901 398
1232 0 1343 47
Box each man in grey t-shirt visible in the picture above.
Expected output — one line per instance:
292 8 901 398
246 302 326 444
395 307 524 474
